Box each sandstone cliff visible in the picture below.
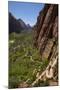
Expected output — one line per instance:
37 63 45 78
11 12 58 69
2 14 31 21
34 4 58 61
33 4 58 86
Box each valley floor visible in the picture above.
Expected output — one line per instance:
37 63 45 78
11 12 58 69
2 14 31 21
9 31 50 88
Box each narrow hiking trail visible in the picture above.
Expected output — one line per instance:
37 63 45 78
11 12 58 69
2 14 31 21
31 55 58 86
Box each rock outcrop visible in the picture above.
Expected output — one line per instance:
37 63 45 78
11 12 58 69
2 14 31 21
33 4 58 86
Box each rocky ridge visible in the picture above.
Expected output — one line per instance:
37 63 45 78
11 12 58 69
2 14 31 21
9 12 31 33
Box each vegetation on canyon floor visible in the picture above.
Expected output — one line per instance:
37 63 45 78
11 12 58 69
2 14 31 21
9 31 49 88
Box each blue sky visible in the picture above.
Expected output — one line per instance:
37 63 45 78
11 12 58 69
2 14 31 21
8 1 44 26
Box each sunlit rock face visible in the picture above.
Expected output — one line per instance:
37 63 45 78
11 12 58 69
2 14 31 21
33 4 58 60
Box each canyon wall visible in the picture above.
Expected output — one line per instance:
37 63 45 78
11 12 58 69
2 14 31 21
32 4 58 86
33 4 58 61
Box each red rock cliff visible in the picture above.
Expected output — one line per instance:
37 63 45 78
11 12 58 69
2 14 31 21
32 4 58 86
34 4 58 60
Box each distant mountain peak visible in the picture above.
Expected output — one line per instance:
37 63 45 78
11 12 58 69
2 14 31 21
9 12 32 34
27 24 31 29
18 18 27 29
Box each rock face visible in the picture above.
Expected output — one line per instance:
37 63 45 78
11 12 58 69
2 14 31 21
31 4 58 86
33 4 58 60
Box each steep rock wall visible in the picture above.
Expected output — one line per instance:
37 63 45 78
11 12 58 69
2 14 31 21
34 4 58 60
32 4 58 86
